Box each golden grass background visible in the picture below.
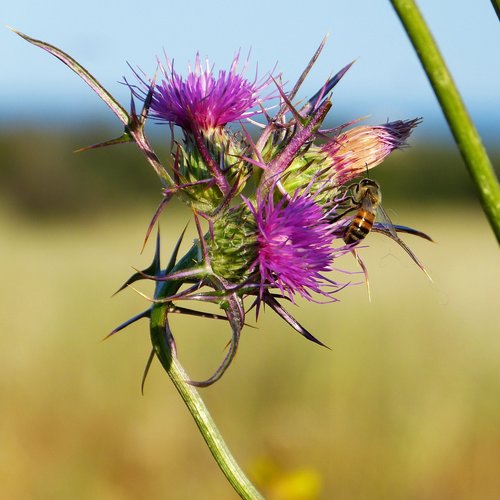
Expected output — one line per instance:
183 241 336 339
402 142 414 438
1 202 499 499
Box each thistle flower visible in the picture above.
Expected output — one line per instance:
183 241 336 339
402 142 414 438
129 52 272 212
246 189 344 303
27 33 429 387
149 53 270 132
120 51 428 388
18 29 435 500
278 119 421 202
321 118 421 186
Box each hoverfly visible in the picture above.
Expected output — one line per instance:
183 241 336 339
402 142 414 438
337 178 432 299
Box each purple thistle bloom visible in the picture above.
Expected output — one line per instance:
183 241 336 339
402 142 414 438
148 53 270 131
246 190 345 302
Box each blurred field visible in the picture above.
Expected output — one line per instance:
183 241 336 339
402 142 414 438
2 129 498 220
0 200 499 499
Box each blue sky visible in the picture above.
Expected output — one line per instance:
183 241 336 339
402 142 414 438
2 0 499 142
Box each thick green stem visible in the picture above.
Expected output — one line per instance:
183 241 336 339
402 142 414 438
149 248 263 500
390 0 500 242
491 0 500 21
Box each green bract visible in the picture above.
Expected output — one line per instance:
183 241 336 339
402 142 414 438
210 205 258 282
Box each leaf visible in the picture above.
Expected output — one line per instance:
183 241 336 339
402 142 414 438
265 293 330 349
302 60 356 116
113 229 163 296
12 28 174 186
141 349 155 395
187 293 244 387
12 28 130 125
74 132 133 153
105 309 151 339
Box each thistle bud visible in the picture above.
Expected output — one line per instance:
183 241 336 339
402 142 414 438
277 119 421 205
279 146 338 204
321 119 421 186
210 205 258 282
175 128 250 213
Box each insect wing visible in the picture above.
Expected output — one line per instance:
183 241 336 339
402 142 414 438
374 203 399 239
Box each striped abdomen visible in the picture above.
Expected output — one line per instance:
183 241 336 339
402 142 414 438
344 209 375 244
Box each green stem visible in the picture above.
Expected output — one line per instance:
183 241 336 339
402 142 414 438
390 0 500 242
491 0 500 21
149 249 263 500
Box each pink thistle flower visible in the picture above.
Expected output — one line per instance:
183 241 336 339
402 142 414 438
149 53 270 131
322 118 421 186
246 190 345 302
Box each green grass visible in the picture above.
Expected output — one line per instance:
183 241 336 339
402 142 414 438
1 203 499 499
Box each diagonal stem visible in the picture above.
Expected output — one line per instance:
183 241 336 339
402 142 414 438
491 0 500 21
149 248 263 499
390 0 500 242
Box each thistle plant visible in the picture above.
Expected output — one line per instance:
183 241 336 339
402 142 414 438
15 31 434 498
